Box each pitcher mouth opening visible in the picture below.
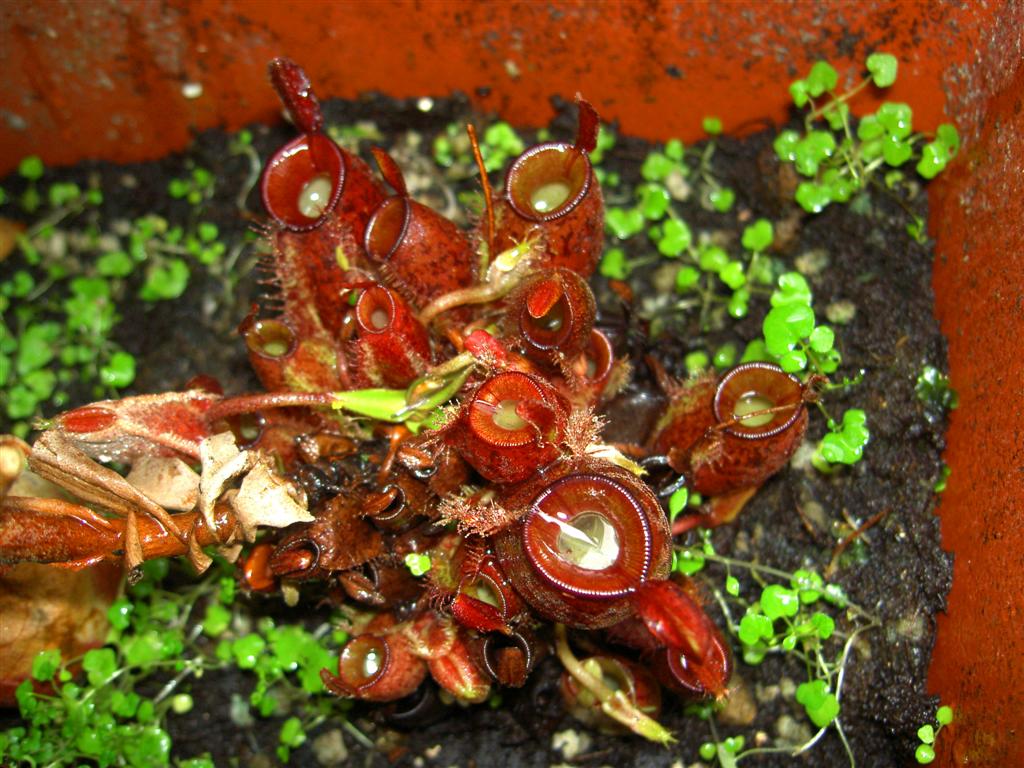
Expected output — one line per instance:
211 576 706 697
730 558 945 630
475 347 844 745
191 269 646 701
713 362 805 439
522 473 652 599
260 133 345 231
505 143 592 222
365 196 411 261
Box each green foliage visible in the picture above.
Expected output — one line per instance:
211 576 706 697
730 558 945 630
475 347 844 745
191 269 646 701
1 558 353 767
707 186 735 212
762 272 840 375
480 122 525 172
638 182 671 220
702 116 723 136
713 342 736 369
658 218 692 256
915 364 958 418
796 679 840 728
404 552 432 576
740 219 773 253
100 351 137 389
657 216 776 326
1 157 237 433
18 155 45 181
599 247 629 280
167 166 215 207
866 53 898 87
915 705 953 764
668 486 689 522
684 349 710 376
817 409 870 465
675 534 875 766
778 54 958 214
605 207 645 240
139 258 190 301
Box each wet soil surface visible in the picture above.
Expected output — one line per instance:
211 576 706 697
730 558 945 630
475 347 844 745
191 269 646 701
0 93 951 767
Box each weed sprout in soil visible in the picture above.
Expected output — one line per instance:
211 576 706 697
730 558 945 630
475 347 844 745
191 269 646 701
0 55 956 767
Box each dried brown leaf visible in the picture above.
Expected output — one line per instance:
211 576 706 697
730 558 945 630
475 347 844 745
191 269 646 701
229 460 312 542
29 432 184 541
125 456 199 511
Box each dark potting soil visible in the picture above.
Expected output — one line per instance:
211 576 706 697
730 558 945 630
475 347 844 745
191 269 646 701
0 92 952 768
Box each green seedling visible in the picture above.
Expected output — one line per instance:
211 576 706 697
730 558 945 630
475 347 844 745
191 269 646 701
777 54 959 214
674 533 875 767
228 128 264 213
684 349 710 376
481 121 525 172
915 365 958 419
762 272 840 375
814 408 870 468
915 705 953 764
1 556 364 767
17 155 45 213
1 152 240 436
696 117 735 213
404 552 432 577
167 166 215 207
599 247 629 280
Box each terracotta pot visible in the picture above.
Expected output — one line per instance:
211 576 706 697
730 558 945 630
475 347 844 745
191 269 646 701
1 2 1021 764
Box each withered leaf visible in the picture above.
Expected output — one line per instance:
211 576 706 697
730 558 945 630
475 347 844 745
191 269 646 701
29 432 184 542
229 460 313 542
125 456 199 511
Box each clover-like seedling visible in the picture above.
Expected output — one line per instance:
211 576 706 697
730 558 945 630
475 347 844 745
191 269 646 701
777 54 960 214
684 349 710 376
713 343 737 370
168 166 215 207
658 218 693 257
796 679 840 729
17 155 45 213
99 351 137 389
866 52 898 87
478 121 527 172
599 247 630 280
641 148 684 183
404 552 432 577
762 272 840 375
637 182 671 221
734 576 839 666
915 364 958 421
605 206 645 240
915 705 953 764
697 734 745 764
707 186 735 212
817 409 870 465
139 258 190 301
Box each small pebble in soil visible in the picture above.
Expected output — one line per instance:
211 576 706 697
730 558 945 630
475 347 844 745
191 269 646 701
718 675 758 726
826 299 859 325
795 247 831 276
756 681 782 703
312 729 348 766
423 743 442 759
776 713 813 746
551 728 592 760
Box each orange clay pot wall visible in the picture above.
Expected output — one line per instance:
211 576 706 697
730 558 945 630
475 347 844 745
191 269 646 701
1 1 1021 765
